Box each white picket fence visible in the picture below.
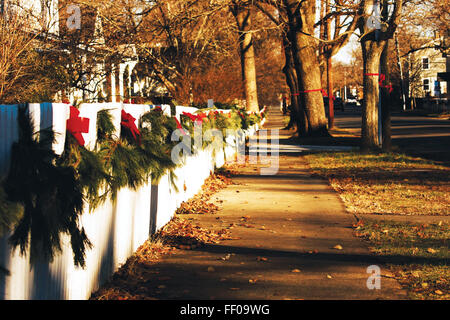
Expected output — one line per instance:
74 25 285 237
0 102 259 300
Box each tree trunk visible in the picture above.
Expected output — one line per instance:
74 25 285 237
359 0 403 151
326 54 334 129
361 40 384 151
325 0 334 129
284 0 329 136
231 5 259 112
381 40 391 152
282 34 308 135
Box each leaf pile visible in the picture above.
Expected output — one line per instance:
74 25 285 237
90 236 174 300
90 217 234 300
158 216 233 249
175 169 234 215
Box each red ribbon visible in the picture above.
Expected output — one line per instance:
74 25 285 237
174 117 187 136
66 106 90 146
121 110 141 144
364 73 393 93
182 111 208 124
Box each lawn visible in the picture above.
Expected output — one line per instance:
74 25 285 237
306 152 450 216
355 219 449 300
305 151 449 299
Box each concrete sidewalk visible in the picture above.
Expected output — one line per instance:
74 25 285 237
140 107 406 300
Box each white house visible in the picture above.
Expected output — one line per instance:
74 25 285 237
1 0 154 104
408 38 448 99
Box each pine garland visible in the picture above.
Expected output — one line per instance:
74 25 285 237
4 105 92 268
0 105 266 269
0 185 23 237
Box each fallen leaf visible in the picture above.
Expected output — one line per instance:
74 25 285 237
291 269 301 273
427 248 437 254
219 254 231 261
326 274 332 279
435 290 444 295
411 271 420 278
421 282 428 288
249 279 257 284
333 245 343 250
257 257 268 262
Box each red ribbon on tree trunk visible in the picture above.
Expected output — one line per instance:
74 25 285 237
121 110 141 144
66 106 90 146
364 73 393 93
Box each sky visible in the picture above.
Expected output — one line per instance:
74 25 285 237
333 36 359 65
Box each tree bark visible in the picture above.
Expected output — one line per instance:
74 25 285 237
284 0 329 136
325 0 334 129
359 0 403 151
231 4 260 112
381 40 391 152
361 39 384 151
282 33 309 135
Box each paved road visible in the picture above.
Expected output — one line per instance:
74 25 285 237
334 106 450 164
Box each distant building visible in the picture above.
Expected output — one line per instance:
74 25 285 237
1 0 162 104
408 36 448 99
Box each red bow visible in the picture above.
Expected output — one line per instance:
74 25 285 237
121 110 141 143
182 111 208 124
196 112 208 123
66 106 90 146
174 117 187 136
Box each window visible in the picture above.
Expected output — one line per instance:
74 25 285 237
423 79 430 92
422 57 429 70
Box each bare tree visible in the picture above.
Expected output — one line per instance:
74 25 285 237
358 0 403 151
316 0 359 128
230 1 260 112
0 9 39 103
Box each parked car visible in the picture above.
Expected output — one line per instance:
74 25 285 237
345 97 360 107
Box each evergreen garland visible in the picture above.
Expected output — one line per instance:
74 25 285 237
4 105 92 268
58 134 112 211
0 185 23 237
0 105 265 269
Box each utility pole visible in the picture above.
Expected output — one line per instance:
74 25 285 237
325 0 334 128
395 31 407 111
